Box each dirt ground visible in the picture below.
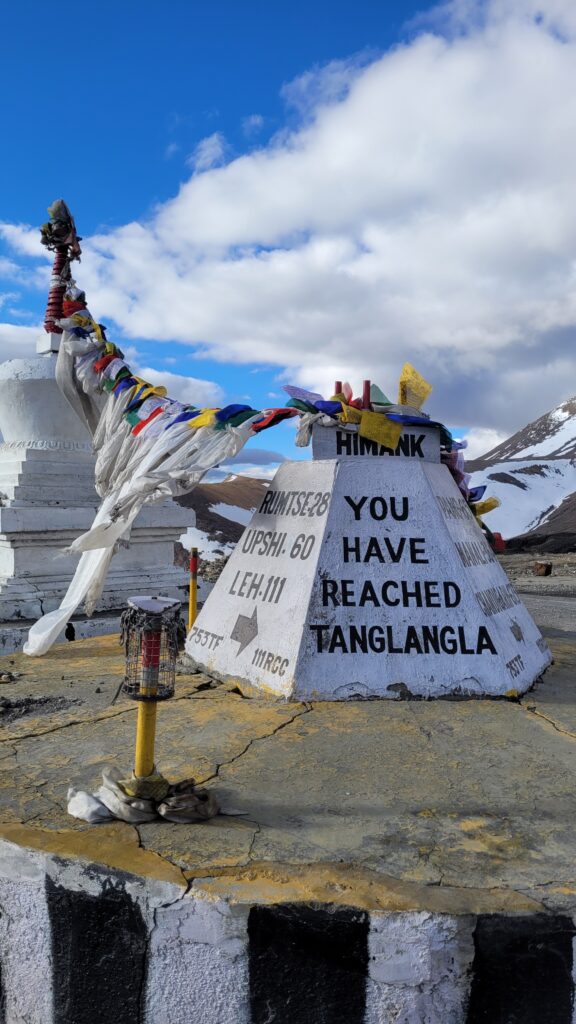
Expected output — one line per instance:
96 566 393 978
499 551 576 596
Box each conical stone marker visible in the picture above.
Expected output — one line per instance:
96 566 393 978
186 421 551 699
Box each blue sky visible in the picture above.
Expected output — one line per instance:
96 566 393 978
2 0 576 471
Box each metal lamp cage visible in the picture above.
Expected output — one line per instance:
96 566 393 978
121 596 181 702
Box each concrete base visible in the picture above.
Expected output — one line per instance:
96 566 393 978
0 605 576 1021
3 843 573 1024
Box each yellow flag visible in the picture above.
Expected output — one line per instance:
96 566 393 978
339 404 362 424
398 363 432 410
359 410 402 450
188 409 218 429
473 497 500 518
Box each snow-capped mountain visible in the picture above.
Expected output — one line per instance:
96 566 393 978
467 397 576 539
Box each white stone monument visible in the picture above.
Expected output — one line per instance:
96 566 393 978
0 331 191 653
186 419 551 699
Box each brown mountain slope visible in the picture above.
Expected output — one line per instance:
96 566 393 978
175 475 269 545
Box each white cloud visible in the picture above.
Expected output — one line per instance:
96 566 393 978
4 0 576 436
0 224 45 259
226 447 286 466
187 132 228 172
136 366 224 407
242 114 264 136
0 323 41 362
460 426 508 459
280 55 370 119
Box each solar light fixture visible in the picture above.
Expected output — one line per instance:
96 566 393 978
121 595 181 795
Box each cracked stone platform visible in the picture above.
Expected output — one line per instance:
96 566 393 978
1 605 576 1022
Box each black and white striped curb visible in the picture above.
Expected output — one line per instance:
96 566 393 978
0 843 574 1023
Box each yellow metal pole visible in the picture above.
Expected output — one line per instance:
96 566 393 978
188 547 198 632
134 701 157 778
133 623 161 779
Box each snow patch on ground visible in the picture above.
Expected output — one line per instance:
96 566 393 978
210 502 255 526
470 458 576 538
179 526 234 560
514 416 576 458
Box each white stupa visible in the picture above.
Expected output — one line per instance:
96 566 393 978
186 417 551 699
0 331 191 653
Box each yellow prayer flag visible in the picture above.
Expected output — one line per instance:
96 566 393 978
472 497 500 518
339 404 362 424
188 409 218 429
398 363 432 410
359 410 402 450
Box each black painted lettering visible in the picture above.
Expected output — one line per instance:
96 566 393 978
444 582 461 608
506 653 524 678
366 537 386 562
359 581 379 607
423 581 440 607
456 539 495 567
405 626 423 654
349 626 368 653
359 435 379 455
247 573 263 600
321 580 339 606
422 626 440 654
396 434 411 456
284 492 296 515
458 626 475 655
329 626 348 653
300 492 312 516
437 496 473 522
409 538 428 563
343 536 362 562
336 430 353 455
478 627 497 655
390 497 409 521
382 581 399 606
229 571 240 596
369 497 388 520
344 495 367 520
369 626 386 653
401 580 423 607
310 624 329 652
383 537 405 563
440 626 458 654
410 434 425 457
475 582 520 616
386 626 403 653
274 492 289 515
267 531 284 557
